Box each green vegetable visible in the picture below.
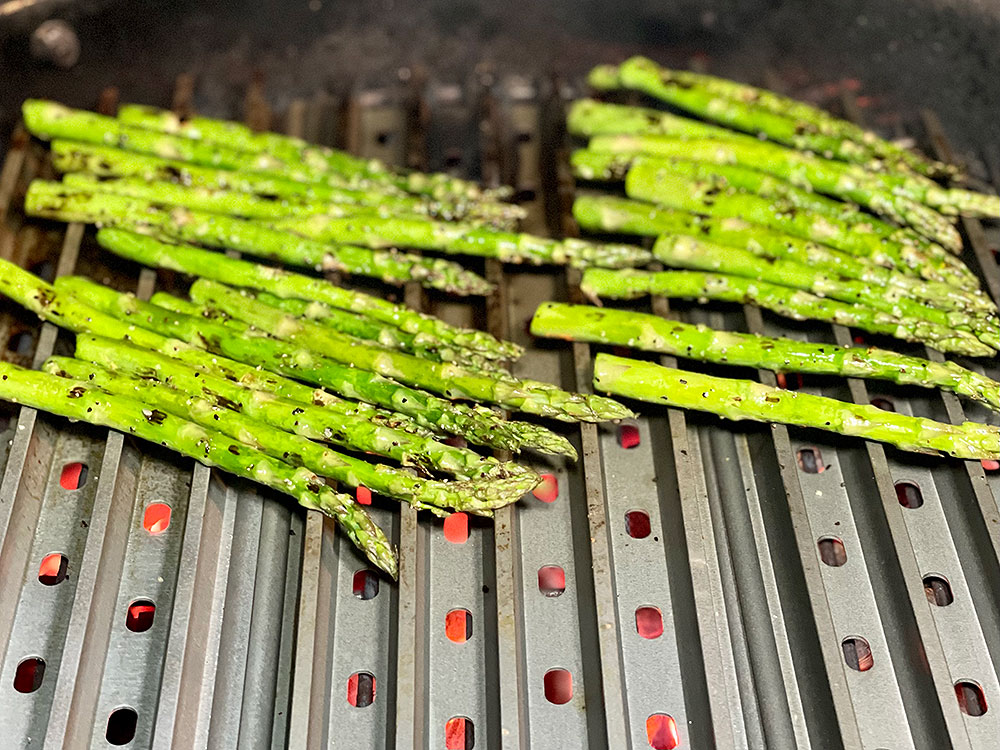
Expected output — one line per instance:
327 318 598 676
593 354 1000 460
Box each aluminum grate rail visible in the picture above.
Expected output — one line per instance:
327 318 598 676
0 70 998 750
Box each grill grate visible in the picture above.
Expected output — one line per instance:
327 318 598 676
0 67 998 750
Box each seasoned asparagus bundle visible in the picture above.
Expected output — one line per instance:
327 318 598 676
22 100 511 209
45 355 537 515
25 181 492 296
531 303 1000 411
116 102 509 204
71 334 520 479
0 360 397 576
268 213 652 269
590 134 983 249
651 235 1000 351
50 141 522 227
589 57 953 180
579 268 995 357
571 196 995 315
593 354 1000 460
0 258 570 456
56 275 633 423
95 228 521 362
572 149 947 254
616 164 975 289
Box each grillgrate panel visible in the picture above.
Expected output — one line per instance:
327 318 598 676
0 65 997 750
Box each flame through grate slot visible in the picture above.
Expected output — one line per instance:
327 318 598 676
0 63 998 750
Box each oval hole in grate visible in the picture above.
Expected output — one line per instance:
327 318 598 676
956 680 988 716
870 397 895 412
532 474 558 502
543 668 572 705
776 372 804 391
895 481 923 509
126 600 156 632
352 569 379 600
38 552 69 585
537 565 565 597
445 716 475 749
347 671 376 707
635 606 664 639
445 609 473 643
618 423 641 449
646 713 679 749
59 461 88 490
842 636 874 671
625 510 651 539
443 512 469 543
923 575 954 607
818 537 847 567
13 657 45 693
106 707 138 745
797 447 823 473
143 503 171 535
375 131 393 146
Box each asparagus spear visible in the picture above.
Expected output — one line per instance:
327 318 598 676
573 149 946 254
651 235 1000 351
593 354 999 460
22 100 508 208
45 355 534 515
269 213 652 269
24 181 492 296
0 257 569 456
94 228 521 361
155 286 504 373
532 303 1000 411
571 195 995 314
604 57 961 183
55 275 596 444
579 268 995 357
61 172 411 221
70 334 519 480
51 145 523 227
0 360 397 576
591 134 966 250
617 162 975 289
116 102 511 204
164 276 632 422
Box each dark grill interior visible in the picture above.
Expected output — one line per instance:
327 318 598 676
0 3 999 748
